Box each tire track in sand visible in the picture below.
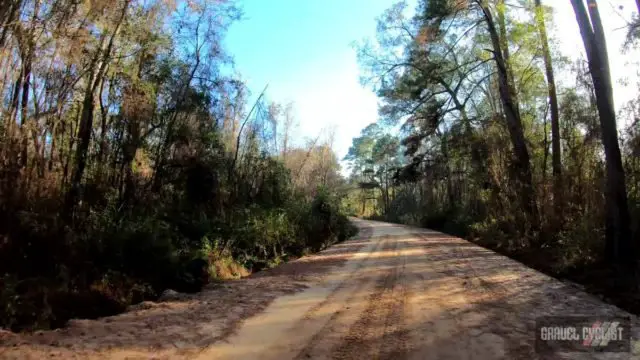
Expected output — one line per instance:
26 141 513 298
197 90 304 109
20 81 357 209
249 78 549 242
198 228 389 360
329 234 411 360
290 236 394 359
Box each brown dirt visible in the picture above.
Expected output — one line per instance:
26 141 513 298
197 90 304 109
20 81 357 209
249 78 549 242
2 219 638 359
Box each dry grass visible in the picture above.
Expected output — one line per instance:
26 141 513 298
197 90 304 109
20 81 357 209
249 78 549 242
209 253 250 280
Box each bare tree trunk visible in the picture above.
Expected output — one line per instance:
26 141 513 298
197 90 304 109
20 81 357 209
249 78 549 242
281 103 294 160
587 0 612 93
38 124 46 177
479 0 539 231
96 76 109 167
535 0 563 225
62 105 80 188
571 0 634 271
65 82 96 213
8 68 23 137
48 120 57 172
542 107 549 186
19 48 32 168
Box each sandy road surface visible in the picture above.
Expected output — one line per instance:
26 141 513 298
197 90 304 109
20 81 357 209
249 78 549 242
2 219 639 359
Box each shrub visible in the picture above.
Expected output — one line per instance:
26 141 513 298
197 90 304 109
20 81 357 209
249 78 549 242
0 164 357 331
300 189 358 251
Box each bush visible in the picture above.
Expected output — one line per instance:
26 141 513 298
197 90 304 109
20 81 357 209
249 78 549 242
300 190 358 251
0 161 357 331
419 207 472 238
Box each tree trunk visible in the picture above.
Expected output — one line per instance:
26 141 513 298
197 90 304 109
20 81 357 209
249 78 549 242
19 48 32 168
535 0 563 224
479 1 539 231
571 0 634 271
64 1 128 218
65 84 96 215
121 111 141 207
587 0 613 95
8 68 23 138
62 105 80 188
0 0 20 49
48 120 57 172
96 76 109 169
150 118 174 192
496 0 516 100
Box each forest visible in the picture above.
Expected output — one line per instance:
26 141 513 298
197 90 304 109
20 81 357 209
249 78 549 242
344 0 640 312
0 0 356 330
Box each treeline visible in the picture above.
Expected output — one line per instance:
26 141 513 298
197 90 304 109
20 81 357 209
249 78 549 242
345 0 640 308
0 0 355 331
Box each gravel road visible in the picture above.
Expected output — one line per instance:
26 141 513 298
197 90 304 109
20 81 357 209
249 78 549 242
2 219 638 359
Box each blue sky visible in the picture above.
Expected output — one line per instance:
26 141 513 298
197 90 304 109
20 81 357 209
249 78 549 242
225 0 399 160
226 0 640 166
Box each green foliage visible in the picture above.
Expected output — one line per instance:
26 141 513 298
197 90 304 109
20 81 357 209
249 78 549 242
0 157 357 331
351 0 640 312
302 190 359 251
0 0 361 333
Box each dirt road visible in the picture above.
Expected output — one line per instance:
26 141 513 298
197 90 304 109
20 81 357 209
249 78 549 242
1 219 638 359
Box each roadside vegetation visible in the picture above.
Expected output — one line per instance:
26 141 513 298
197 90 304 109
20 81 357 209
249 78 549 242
0 0 356 331
345 0 640 312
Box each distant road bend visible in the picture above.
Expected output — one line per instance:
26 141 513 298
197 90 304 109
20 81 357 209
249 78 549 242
1 219 637 359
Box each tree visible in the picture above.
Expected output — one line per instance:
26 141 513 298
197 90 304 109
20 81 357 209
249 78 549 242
478 0 539 230
279 102 296 160
0 0 360 331
343 123 401 216
346 0 640 314
65 0 130 217
571 0 634 271
534 0 562 223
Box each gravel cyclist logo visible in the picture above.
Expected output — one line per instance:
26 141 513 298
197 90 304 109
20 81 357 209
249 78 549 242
536 316 630 353
581 321 624 347
538 320 624 345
